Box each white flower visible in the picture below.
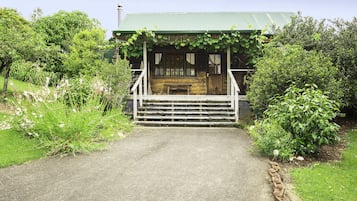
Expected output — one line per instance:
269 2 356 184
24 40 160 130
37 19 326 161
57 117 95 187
273 149 279 157
59 123 65 128
16 108 22 116
37 97 44 102
45 77 50 87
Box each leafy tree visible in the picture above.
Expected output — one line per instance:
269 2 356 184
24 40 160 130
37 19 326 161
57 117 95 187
273 13 357 115
63 29 108 77
273 13 335 52
0 8 45 97
31 10 100 79
32 10 100 52
332 18 357 114
247 44 341 115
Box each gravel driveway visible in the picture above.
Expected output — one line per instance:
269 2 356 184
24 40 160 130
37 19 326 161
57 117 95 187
0 127 273 201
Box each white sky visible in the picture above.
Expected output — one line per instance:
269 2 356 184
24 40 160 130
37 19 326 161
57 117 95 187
1 0 356 38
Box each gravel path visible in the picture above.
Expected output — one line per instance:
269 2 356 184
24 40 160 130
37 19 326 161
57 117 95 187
0 127 273 201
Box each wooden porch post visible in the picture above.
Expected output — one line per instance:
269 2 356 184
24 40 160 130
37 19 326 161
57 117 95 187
227 46 231 95
143 41 148 96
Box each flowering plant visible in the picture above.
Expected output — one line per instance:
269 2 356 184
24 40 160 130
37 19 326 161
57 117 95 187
12 77 132 156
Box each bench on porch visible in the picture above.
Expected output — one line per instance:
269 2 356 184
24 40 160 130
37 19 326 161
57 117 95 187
164 83 192 95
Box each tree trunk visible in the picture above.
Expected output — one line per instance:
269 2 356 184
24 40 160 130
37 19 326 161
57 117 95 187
2 61 11 99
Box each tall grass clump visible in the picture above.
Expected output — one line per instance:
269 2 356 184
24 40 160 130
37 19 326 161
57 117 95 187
12 76 132 156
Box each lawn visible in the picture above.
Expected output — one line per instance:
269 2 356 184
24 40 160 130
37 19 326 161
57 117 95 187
0 76 41 95
291 130 357 201
0 77 46 167
0 128 45 168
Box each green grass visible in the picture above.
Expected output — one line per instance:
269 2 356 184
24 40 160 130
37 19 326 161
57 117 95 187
291 131 357 201
0 128 45 168
0 76 42 95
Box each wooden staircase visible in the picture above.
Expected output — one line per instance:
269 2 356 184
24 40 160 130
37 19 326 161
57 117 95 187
134 96 237 127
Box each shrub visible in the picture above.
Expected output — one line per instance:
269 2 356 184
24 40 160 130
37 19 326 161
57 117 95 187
249 120 294 161
56 76 94 109
9 60 59 86
251 85 340 159
98 59 131 107
13 77 132 156
273 14 357 115
247 44 342 116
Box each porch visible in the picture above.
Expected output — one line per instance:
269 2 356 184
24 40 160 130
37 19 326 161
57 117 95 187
129 48 243 126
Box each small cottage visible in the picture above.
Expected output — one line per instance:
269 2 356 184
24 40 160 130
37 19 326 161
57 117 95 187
113 9 294 126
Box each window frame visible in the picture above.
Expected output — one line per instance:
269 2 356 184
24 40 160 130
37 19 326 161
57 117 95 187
153 52 196 77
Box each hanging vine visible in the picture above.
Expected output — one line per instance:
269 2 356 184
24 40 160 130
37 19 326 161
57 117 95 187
116 29 266 65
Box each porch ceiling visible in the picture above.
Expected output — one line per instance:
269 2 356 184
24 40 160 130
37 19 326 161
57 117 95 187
114 12 295 35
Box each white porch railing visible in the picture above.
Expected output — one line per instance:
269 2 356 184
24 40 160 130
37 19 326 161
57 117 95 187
228 70 241 121
131 65 147 120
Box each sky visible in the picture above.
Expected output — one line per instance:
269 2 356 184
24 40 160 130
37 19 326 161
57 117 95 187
1 0 356 38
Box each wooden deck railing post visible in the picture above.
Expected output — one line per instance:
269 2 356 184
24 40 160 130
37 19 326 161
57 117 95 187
231 79 234 108
143 41 148 96
139 81 143 107
235 90 239 121
133 90 137 120
227 46 231 95
228 70 240 121
131 64 147 121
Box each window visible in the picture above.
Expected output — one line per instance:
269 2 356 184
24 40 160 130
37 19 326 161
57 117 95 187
154 53 196 77
154 53 164 76
186 53 196 76
209 54 221 74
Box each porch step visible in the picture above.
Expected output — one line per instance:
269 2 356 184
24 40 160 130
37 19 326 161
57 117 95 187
140 106 233 111
136 115 235 120
134 97 237 127
143 102 230 106
139 111 235 115
134 121 236 127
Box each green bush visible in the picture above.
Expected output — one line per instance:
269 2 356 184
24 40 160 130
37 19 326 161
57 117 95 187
249 120 294 160
9 60 59 86
250 85 340 160
98 59 131 107
265 85 340 155
273 14 357 115
56 76 94 109
247 44 342 116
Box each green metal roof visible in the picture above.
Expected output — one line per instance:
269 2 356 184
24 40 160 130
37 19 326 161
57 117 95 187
114 12 295 34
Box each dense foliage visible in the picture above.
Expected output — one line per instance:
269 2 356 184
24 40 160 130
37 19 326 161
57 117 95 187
32 10 100 52
98 59 131 107
247 44 341 115
64 29 108 77
274 13 357 114
13 77 132 156
117 29 265 65
250 85 340 160
0 8 45 96
2 8 132 156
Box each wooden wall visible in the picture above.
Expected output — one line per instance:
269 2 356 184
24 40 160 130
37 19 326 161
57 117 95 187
150 72 207 95
148 46 229 95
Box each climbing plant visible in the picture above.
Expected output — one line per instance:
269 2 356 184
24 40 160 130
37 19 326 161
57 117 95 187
115 29 266 65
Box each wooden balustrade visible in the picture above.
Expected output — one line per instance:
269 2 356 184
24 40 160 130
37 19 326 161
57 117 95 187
228 70 240 121
131 66 147 120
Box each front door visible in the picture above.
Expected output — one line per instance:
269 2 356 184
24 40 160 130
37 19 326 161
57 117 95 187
207 54 223 95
